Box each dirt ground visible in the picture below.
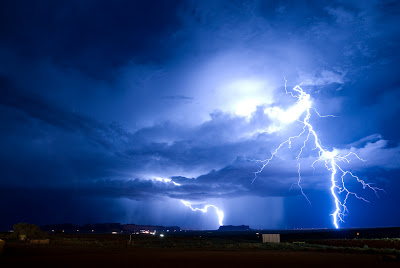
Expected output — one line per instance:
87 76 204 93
1 245 399 268
308 239 400 250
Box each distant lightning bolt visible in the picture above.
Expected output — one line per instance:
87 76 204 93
253 79 383 229
153 177 223 227
181 200 224 227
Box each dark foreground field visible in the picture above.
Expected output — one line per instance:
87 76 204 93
1 229 400 267
1 246 399 267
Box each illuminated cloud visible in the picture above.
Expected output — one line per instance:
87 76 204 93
1 0 400 230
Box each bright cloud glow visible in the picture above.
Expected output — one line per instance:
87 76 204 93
265 92 312 124
220 79 271 117
153 177 181 186
321 149 339 160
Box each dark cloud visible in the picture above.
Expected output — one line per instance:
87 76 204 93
0 0 183 79
1 0 400 230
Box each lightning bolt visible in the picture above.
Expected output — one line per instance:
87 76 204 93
253 79 383 229
153 177 223 227
181 200 224 227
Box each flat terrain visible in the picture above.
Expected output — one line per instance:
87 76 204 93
1 245 399 267
1 230 400 267
308 239 400 250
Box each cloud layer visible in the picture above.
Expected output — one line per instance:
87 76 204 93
1 0 400 229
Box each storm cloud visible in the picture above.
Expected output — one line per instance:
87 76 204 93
1 0 400 230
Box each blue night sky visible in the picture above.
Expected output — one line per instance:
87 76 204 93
1 0 400 231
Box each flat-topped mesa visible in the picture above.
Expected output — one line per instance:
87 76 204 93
218 225 251 231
